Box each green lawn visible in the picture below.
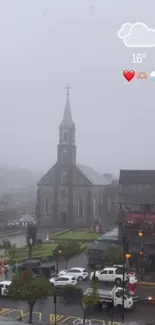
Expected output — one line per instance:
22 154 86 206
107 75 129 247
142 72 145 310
54 230 100 240
15 242 58 261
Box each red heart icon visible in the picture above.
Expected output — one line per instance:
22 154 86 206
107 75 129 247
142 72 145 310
123 70 135 82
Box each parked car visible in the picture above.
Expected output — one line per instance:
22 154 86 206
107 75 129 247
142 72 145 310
50 275 77 287
90 267 128 285
58 267 88 281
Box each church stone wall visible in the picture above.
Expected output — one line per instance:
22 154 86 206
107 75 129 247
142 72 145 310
38 186 53 224
73 186 89 226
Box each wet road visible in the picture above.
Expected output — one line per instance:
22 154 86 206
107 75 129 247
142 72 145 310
0 297 154 324
0 228 63 247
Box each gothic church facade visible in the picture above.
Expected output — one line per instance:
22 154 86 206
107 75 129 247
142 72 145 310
36 87 110 228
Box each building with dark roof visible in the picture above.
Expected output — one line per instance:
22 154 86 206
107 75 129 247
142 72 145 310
118 169 155 270
36 86 110 227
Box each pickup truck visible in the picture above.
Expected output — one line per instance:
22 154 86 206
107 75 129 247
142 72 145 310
90 267 128 285
83 286 134 309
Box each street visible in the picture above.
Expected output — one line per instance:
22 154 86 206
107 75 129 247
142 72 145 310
0 296 155 324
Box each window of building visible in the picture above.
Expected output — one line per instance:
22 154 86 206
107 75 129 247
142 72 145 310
43 198 50 216
62 172 67 184
77 198 84 217
62 151 68 164
93 196 96 216
63 131 68 142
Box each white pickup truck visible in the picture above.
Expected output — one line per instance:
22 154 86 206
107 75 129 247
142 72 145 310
90 267 128 285
83 286 134 309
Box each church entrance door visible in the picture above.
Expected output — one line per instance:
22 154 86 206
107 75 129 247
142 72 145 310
60 211 67 228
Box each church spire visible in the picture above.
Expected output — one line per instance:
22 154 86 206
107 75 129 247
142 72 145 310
60 84 74 127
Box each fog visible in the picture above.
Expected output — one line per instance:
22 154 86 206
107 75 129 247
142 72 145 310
0 0 154 175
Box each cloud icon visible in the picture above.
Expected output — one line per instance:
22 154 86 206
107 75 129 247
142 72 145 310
117 23 132 39
118 22 155 47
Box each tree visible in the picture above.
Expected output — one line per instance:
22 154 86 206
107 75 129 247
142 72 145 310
8 269 52 324
5 244 17 260
2 239 11 249
82 283 100 325
104 246 123 265
55 241 81 270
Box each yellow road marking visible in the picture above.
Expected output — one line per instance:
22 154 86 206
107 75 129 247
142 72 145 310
138 281 155 286
50 314 64 324
23 311 42 321
0 308 10 315
90 319 105 324
60 316 78 323
2 309 23 317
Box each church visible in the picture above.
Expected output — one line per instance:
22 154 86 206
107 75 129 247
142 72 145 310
36 86 110 228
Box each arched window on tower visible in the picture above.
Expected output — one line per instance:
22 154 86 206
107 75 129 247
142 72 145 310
62 151 68 164
62 172 67 184
93 196 96 216
77 198 84 217
63 130 68 142
43 198 50 216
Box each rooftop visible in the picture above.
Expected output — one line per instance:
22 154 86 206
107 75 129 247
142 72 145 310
77 164 110 186
98 227 118 241
119 169 155 185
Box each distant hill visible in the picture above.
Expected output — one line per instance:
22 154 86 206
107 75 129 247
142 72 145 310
0 164 42 195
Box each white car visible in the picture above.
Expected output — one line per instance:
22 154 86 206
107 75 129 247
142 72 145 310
50 275 77 287
58 267 88 281
90 267 128 285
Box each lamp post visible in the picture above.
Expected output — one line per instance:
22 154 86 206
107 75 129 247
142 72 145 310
122 229 130 324
56 250 62 275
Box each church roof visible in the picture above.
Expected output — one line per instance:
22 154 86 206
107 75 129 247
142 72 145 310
77 164 110 186
60 85 75 128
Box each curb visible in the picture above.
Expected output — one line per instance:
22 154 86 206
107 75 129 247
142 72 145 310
138 281 155 285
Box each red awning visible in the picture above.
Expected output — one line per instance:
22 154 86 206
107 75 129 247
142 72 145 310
124 213 144 223
124 213 155 224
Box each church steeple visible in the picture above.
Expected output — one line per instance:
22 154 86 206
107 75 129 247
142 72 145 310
57 85 76 166
60 84 75 128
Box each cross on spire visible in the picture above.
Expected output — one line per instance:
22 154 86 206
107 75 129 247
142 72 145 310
65 84 71 96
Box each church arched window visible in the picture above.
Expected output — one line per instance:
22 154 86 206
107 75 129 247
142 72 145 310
44 198 50 216
93 196 96 216
77 198 84 217
62 151 68 164
62 172 67 184
63 130 68 142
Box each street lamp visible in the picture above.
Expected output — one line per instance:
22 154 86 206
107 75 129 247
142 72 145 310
56 250 62 274
138 230 143 237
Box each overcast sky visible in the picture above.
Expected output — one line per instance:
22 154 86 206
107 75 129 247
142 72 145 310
0 0 154 176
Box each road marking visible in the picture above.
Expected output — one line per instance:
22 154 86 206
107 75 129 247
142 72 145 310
2 309 24 318
73 318 91 325
60 316 121 325
23 311 42 322
50 314 64 323
60 316 78 323
0 309 10 315
90 319 105 325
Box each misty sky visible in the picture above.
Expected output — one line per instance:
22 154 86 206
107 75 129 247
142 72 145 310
0 0 155 176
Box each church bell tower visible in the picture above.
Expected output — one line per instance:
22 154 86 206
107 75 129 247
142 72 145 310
57 84 76 167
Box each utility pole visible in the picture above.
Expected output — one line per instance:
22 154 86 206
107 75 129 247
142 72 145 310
122 228 125 324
